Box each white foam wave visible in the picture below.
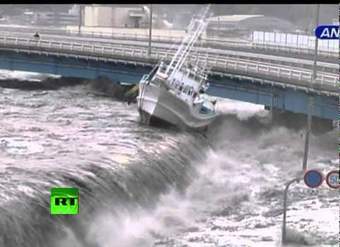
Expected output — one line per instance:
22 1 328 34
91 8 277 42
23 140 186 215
0 69 59 81
216 98 268 120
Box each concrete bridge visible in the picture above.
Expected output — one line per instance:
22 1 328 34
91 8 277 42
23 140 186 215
0 26 338 65
0 33 338 121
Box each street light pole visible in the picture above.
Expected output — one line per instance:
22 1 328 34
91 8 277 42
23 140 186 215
282 5 320 244
311 4 320 83
148 4 153 57
302 4 319 172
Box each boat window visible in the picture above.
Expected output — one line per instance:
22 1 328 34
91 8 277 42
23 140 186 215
191 72 195 80
200 102 214 114
200 105 210 114
141 74 149 81
183 86 188 94
189 87 193 95
160 66 166 73
159 62 167 73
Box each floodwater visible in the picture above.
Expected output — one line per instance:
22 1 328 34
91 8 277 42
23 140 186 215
0 70 338 247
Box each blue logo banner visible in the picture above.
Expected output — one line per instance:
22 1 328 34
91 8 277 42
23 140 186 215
315 25 339 39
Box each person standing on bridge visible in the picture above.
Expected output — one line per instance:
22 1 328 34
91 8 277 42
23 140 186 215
33 32 40 39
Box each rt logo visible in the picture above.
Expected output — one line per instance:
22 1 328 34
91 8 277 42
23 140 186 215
315 25 339 39
50 188 79 215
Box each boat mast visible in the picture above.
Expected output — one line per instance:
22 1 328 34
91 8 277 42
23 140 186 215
165 5 210 81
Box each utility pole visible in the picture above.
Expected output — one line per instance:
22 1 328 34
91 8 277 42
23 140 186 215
302 4 319 172
78 4 82 35
311 4 320 84
148 4 153 57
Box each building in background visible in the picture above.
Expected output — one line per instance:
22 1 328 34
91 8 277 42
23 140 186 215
206 15 296 38
83 5 151 28
37 12 78 26
22 7 79 26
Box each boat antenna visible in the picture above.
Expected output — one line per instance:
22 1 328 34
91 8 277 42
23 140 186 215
165 4 211 81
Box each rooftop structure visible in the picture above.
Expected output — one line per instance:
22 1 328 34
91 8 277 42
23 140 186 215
84 5 153 28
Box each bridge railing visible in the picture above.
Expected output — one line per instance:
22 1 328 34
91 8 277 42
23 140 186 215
63 29 338 58
127 45 338 73
0 35 338 92
0 27 337 59
187 54 339 90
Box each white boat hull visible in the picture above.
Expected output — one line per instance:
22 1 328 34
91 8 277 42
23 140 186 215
137 82 216 130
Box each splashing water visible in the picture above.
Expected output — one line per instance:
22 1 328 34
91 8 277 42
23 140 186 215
0 70 338 247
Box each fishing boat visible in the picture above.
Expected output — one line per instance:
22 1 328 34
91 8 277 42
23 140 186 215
137 5 217 130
